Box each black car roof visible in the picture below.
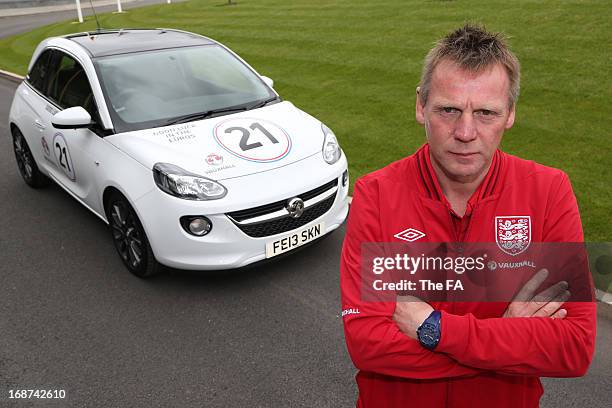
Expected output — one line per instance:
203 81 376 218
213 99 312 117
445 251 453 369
65 29 216 57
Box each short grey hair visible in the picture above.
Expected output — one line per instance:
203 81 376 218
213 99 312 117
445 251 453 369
419 24 521 107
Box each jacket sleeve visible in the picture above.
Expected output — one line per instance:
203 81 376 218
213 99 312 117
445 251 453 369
435 172 597 377
341 177 482 379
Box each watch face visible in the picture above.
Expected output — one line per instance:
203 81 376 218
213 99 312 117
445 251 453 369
419 322 439 348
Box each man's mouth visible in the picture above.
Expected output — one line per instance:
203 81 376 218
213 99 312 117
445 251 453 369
449 152 478 157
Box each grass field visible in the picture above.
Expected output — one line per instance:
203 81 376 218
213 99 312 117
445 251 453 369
0 0 609 242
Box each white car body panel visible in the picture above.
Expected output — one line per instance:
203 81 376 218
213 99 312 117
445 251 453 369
105 101 323 181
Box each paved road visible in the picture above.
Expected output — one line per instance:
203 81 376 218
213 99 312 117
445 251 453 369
0 7 610 407
0 0 173 38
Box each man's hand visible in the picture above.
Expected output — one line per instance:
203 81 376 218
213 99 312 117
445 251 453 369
393 295 433 340
503 268 571 319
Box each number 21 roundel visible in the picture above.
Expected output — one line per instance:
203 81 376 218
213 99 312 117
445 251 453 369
53 133 76 181
213 118 291 163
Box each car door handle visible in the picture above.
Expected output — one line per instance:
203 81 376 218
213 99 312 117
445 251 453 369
34 119 46 130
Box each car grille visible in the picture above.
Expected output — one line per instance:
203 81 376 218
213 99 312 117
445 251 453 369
226 179 338 238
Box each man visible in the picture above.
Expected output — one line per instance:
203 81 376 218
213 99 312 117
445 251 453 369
340 25 596 407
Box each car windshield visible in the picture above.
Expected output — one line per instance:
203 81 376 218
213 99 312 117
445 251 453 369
94 45 276 133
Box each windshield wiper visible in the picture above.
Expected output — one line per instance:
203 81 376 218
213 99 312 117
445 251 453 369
164 105 249 126
163 97 281 127
246 96 280 110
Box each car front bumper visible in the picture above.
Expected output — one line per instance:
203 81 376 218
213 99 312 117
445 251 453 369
133 155 349 270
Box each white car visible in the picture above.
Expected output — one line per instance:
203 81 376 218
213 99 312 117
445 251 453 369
9 28 349 277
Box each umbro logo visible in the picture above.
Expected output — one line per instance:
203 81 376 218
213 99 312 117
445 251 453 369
394 228 426 242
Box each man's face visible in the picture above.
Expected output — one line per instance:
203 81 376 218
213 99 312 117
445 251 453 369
416 59 515 184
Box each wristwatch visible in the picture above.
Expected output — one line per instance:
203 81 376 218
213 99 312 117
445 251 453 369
417 310 442 350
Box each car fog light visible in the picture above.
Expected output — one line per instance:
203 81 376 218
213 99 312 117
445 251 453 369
180 216 212 236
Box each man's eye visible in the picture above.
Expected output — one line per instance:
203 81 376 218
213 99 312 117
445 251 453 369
477 109 496 116
442 107 457 114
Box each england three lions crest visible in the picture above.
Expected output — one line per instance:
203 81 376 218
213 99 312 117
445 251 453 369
495 216 531 256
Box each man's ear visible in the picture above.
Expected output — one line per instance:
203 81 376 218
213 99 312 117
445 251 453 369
505 103 516 129
415 86 425 126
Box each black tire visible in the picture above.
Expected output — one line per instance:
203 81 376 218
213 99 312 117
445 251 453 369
12 127 50 188
106 191 162 278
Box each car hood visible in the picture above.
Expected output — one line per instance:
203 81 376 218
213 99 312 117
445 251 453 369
105 101 324 181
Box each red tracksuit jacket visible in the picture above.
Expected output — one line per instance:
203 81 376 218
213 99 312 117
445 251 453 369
340 144 596 407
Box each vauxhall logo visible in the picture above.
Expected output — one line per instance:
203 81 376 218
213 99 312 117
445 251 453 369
286 197 305 218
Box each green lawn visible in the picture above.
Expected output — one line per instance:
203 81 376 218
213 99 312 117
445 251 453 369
0 0 610 243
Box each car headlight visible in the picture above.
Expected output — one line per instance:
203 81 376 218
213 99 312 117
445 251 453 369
153 163 227 200
321 123 341 165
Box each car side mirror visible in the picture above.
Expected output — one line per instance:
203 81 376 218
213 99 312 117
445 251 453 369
52 106 92 129
261 76 274 88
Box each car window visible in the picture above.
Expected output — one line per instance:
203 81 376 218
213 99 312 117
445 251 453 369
95 45 275 133
46 52 97 119
183 49 260 94
27 49 54 94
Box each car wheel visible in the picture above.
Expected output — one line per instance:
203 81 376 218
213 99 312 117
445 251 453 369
106 192 162 278
12 127 49 188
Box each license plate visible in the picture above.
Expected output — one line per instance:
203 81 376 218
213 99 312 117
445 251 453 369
265 222 326 258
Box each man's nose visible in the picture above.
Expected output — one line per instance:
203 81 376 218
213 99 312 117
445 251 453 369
453 113 477 142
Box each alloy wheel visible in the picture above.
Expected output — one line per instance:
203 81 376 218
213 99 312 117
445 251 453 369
110 201 144 270
13 133 34 182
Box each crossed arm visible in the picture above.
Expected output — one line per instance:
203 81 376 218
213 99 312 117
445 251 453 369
392 283 595 377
